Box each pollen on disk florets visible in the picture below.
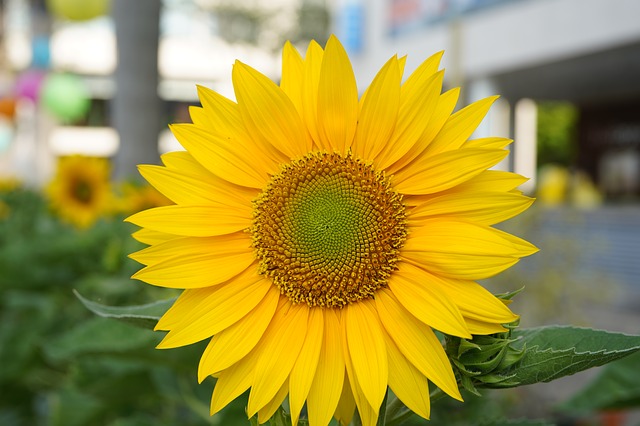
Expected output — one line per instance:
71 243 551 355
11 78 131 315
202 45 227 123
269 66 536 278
251 152 407 308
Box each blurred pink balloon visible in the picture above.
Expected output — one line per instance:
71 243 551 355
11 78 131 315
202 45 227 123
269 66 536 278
15 69 47 102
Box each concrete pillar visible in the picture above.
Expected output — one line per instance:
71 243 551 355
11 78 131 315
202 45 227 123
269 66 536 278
513 98 538 194
111 0 162 180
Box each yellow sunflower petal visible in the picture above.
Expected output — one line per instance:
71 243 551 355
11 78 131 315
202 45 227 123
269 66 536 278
384 327 431 420
393 148 508 195
289 307 324 426
424 95 499 156
465 318 509 334
386 265 471 338
131 228 177 245
431 274 519 325
257 377 289 424
210 344 260 415
197 285 280 382
129 231 249 266
155 287 204 331
307 309 345 426
464 137 513 149
397 54 407 76
233 61 312 159
157 272 271 348
333 372 356 426
160 150 208 174
170 123 270 188
195 84 240 136
403 219 538 280
446 169 529 194
131 237 253 286
374 289 461 401
316 35 358 154
343 342 377 426
409 191 535 226
376 70 444 170
358 55 407 111
247 303 308 417
138 164 253 209
193 88 286 166
344 300 387 413
375 50 444 169
401 169 529 206
160 151 259 203
126 205 251 237
402 50 444 94
188 105 207 127
352 56 400 161
387 87 459 174
208 298 294 416
280 41 304 115
301 40 324 149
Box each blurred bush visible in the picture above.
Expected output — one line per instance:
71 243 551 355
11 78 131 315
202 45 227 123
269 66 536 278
0 178 247 425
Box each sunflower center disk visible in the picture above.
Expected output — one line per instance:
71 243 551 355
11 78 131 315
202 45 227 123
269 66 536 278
73 179 93 204
251 152 407 308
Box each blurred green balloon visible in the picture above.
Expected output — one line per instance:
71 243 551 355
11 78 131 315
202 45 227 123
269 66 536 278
41 73 91 123
46 0 110 21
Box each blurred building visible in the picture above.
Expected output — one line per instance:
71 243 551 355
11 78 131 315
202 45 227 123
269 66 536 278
335 0 640 200
1 0 639 200
0 0 308 181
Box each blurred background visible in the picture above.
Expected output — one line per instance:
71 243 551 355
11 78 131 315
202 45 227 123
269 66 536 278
0 0 639 425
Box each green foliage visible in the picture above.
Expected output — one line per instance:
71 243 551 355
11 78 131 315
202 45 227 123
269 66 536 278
0 185 224 425
487 326 640 388
445 323 640 401
536 101 578 167
560 350 640 413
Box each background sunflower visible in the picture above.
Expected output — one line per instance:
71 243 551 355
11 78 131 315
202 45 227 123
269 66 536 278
47 155 113 228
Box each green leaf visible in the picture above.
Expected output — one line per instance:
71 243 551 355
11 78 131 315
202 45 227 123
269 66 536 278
44 317 159 361
560 350 640 413
74 290 174 329
487 326 640 388
50 387 103 426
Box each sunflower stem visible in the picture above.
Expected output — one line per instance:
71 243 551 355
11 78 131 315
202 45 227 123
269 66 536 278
385 388 447 426
377 389 388 426
384 393 404 423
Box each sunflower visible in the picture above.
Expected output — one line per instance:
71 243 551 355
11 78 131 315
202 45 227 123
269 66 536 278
127 36 537 425
48 155 112 228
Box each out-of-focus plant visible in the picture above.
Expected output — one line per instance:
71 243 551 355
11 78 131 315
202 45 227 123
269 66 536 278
0 175 237 426
560 350 640 415
537 101 578 167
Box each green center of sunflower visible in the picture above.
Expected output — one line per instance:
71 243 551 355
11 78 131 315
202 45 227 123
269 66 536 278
251 152 407 308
